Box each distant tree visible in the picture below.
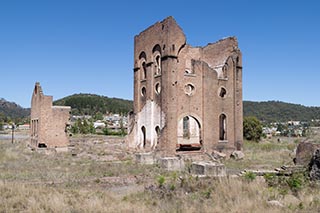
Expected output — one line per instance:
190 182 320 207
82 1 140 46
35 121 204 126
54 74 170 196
103 127 110 135
70 122 79 134
276 123 285 132
80 119 90 134
243 116 263 142
302 128 308 137
88 121 96 134
70 118 95 135
94 112 104 121
119 118 126 136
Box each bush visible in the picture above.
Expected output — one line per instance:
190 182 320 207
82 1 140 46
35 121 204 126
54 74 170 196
244 171 256 182
264 171 308 195
157 175 165 188
287 172 306 193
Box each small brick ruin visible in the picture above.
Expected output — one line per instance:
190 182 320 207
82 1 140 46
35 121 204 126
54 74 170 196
30 82 70 149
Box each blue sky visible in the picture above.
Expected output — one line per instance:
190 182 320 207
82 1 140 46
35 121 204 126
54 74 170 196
1 0 320 108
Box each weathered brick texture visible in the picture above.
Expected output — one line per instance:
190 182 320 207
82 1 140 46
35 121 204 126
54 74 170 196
30 82 70 148
128 17 243 156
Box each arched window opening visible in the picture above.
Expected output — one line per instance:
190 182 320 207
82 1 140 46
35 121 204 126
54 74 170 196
155 126 161 144
155 82 161 95
141 61 147 80
139 51 146 60
152 44 162 76
141 87 146 97
177 115 201 151
219 114 227 140
141 126 146 148
152 44 161 54
219 87 227 98
183 116 190 138
155 54 161 75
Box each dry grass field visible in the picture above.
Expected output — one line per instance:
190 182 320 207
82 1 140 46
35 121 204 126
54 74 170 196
1 130 320 212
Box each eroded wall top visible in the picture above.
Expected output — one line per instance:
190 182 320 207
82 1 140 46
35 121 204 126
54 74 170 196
134 16 186 68
134 17 241 73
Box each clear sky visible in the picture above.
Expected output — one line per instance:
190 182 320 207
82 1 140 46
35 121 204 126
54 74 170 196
1 0 320 108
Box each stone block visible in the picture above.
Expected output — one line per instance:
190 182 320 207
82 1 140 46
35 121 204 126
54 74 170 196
295 141 320 166
230 150 245 160
309 149 320 181
158 157 185 171
56 147 69 153
191 161 226 177
212 150 227 160
135 153 155 165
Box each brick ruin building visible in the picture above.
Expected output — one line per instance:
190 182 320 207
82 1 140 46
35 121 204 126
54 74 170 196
127 17 243 156
30 82 71 148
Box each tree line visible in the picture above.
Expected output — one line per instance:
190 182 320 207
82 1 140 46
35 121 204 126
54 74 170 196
244 101 320 123
53 93 133 115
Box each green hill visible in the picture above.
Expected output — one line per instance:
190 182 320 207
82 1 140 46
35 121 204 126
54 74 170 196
244 100 320 123
54 95 320 122
2 94 320 123
0 98 30 119
53 94 133 115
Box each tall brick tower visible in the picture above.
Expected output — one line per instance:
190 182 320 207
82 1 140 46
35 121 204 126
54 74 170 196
128 17 242 156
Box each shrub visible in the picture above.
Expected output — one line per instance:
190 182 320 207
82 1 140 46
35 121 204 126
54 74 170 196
157 175 165 188
244 171 256 182
287 172 305 193
264 173 277 187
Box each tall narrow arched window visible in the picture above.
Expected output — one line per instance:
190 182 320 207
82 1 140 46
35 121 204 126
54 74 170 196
155 54 161 75
155 126 161 144
152 44 162 76
141 86 146 97
155 82 161 95
141 126 146 148
139 52 147 80
219 114 227 140
183 116 190 138
219 87 227 98
142 61 147 80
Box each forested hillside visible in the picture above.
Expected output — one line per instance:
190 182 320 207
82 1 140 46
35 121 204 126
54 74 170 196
53 94 133 115
0 98 30 119
244 101 320 122
2 94 320 123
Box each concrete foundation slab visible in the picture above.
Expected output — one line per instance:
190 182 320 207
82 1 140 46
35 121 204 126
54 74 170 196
135 153 155 165
191 161 226 177
158 157 185 171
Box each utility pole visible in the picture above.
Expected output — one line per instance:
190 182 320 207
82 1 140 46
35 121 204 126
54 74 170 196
11 124 15 144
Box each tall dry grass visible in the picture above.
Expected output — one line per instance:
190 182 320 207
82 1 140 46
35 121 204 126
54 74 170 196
225 139 297 171
1 134 320 212
127 174 320 212
0 181 150 212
